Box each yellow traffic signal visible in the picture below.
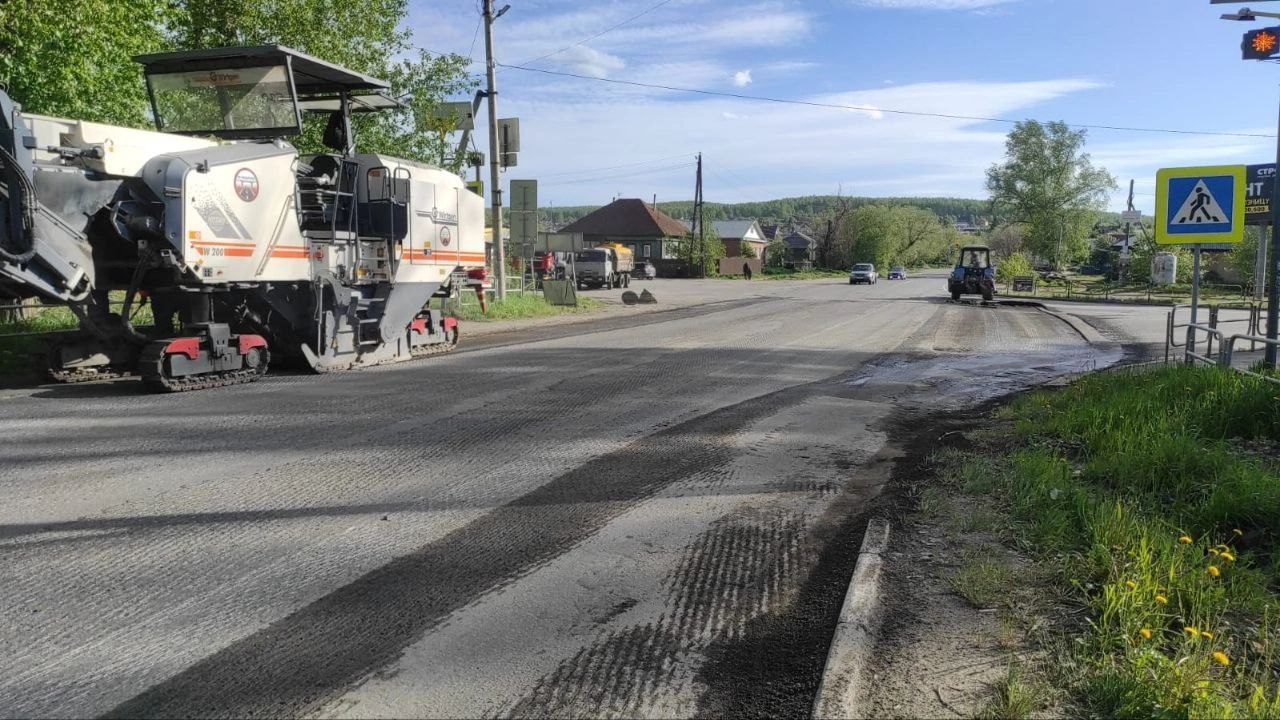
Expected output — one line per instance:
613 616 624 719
1244 28 1280 60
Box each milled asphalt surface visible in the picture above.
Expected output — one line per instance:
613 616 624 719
0 273 1168 718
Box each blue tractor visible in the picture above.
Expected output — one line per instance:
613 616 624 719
949 246 996 302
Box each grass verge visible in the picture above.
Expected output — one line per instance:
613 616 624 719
0 309 77 379
944 364 1280 717
754 268 849 281
442 293 604 322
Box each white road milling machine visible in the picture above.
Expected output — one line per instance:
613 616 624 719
0 45 486 391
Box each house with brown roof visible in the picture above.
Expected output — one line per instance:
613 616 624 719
559 199 690 275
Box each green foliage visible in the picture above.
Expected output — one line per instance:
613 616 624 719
1227 226 1266 287
830 204 958 270
0 0 171 126
990 366 1280 717
1129 244 1194 285
995 251 1033 283
740 241 757 259
986 121 1117 270
976 663 1050 720
679 227 725 275
756 267 846 280
1 0 475 169
765 239 788 267
949 553 1014 609
442 294 603 322
543 195 990 231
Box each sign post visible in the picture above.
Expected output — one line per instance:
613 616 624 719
1155 164 1247 355
1222 3 1280 363
1269 98 1280 367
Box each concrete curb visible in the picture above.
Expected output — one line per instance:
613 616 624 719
812 517 891 720
1033 305 1107 344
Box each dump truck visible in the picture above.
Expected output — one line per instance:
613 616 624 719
575 243 633 289
0 45 485 391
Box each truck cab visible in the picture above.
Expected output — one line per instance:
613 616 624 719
575 246 632 290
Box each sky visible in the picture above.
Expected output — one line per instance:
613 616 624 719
407 0 1280 212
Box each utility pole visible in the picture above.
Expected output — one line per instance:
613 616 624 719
693 153 704 278
1120 179 1135 281
483 0 507 299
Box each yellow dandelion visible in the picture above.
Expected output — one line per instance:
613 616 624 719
1185 626 1201 638
1208 565 1221 578
1140 628 1153 639
1221 551 1236 563
1213 651 1231 667
1125 580 1138 591
1202 631 1214 639
1209 548 1221 556
1156 595 1169 605
1180 535 1193 544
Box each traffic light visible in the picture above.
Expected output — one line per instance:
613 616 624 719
1243 27 1280 60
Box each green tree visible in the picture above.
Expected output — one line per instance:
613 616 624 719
740 241 757 259
829 204 956 270
986 121 1116 270
1 0 475 169
0 0 170 126
766 239 788 267
169 0 476 170
995 251 1034 284
680 226 725 275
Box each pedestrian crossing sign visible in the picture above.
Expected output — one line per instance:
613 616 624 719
1155 165 1246 245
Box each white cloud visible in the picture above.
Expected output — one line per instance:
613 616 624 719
853 0 1018 9
555 45 626 78
491 77 1107 205
761 60 818 75
732 70 753 87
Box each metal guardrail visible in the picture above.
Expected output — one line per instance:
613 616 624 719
1185 323 1225 367
1223 335 1280 386
1165 303 1262 363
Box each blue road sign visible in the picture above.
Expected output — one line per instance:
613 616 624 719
1155 165 1246 245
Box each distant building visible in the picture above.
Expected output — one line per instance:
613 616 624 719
954 221 983 235
559 199 691 275
713 219 767 259
782 228 816 267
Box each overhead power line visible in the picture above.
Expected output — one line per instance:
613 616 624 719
537 153 695 179
541 162 695 187
504 0 677 71
497 62 1276 140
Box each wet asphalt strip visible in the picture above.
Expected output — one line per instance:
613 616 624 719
459 297 771 354
102 359 871 720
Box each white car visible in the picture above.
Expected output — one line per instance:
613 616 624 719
848 263 878 285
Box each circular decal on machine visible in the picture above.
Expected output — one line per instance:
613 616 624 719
439 227 452 247
233 168 260 202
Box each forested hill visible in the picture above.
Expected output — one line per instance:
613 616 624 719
542 195 991 229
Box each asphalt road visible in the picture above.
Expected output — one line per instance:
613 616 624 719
0 274 1159 718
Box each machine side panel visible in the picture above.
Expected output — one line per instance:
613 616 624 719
456 180 485 266
21 113 217 178
170 146 309 283
360 154 486 286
